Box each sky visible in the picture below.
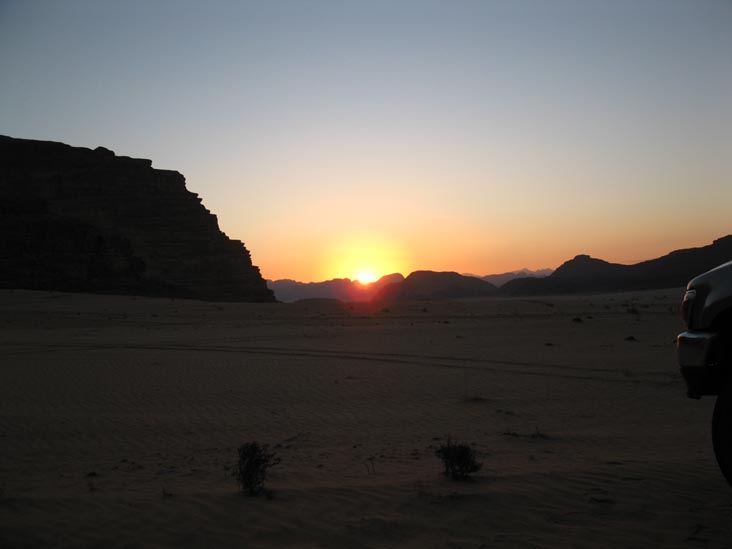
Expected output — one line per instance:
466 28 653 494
1 0 730 282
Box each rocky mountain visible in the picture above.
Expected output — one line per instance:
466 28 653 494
480 268 553 287
267 273 404 303
374 271 498 302
501 236 732 295
0 136 274 302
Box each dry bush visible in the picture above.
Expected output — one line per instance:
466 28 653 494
234 442 281 496
435 439 482 480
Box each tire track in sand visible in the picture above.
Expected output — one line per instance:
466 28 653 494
1 342 679 387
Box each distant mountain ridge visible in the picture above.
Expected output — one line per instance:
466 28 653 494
501 236 732 295
272 268 550 302
480 268 553 287
267 273 404 302
373 271 498 303
270 236 732 302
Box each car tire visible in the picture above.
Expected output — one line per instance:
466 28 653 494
713 377 732 487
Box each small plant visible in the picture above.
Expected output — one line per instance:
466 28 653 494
234 441 281 496
435 439 482 480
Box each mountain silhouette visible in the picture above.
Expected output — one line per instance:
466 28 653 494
480 268 553 287
268 273 404 302
373 271 498 302
501 236 732 295
271 237 732 303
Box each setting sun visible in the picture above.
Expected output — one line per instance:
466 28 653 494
319 234 410 283
354 271 379 284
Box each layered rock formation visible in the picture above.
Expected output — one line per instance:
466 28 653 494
0 136 274 302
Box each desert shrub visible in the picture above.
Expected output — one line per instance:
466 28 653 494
435 439 482 480
234 442 281 496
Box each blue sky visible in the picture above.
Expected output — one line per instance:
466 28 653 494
1 0 730 280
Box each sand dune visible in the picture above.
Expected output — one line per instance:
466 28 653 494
2 289 731 547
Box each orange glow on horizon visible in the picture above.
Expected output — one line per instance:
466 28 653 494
244 210 731 283
322 234 409 284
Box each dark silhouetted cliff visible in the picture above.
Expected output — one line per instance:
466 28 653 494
0 136 274 302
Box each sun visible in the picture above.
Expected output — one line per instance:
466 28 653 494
323 234 407 284
354 271 379 285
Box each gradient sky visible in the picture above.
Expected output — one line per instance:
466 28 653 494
1 0 730 282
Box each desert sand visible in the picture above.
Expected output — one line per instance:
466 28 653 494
1 288 731 547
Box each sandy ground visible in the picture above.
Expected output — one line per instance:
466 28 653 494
1 288 731 547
